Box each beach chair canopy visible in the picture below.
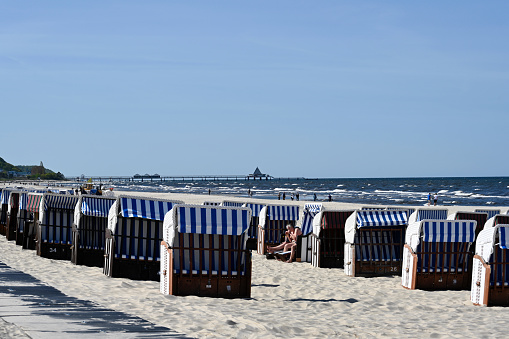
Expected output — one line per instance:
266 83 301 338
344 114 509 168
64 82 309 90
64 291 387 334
301 203 323 236
19 192 28 211
1 189 12 205
408 208 448 224
26 193 43 213
484 215 509 230
475 209 501 220
447 211 487 220
38 193 79 223
475 224 509 263
107 196 184 234
312 208 354 237
259 204 299 229
221 201 245 208
242 203 265 218
405 220 477 250
345 210 408 243
163 205 252 246
73 196 116 229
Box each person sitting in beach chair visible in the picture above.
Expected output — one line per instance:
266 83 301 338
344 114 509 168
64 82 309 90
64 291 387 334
266 225 302 263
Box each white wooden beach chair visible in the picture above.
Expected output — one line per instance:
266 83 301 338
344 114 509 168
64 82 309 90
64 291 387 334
257 204 299 255
242 203 265 239
299 203 323 263
71 195 116 267
471 224 509 306
402 219 477 290
309 206 355 267
160 204 252 298
103 196 183 281
344 210 408 276
36 193 79 260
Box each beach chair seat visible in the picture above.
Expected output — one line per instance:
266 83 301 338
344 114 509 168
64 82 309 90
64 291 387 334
311 209 354 268
471 225 509 306
71 195 116 267
160 205 252 298
256 205 299 255
402 219 476 290
36 193 79 260
103 196 183 281
344 210 408 276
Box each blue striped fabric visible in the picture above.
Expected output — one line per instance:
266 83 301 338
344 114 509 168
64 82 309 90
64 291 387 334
41 210 74 244
115 217 162 260
422 220 476 243
244 203 265 217
1 189 11 205
43 195 79 211
356 210 407 227
475 209 501 220
267 205 299 221
416 209 448 221
81 196 116 217
222 201 244 207
177 206 250 235
355 229 403 261
19 193 28 210
120 197 177 221
301 204 323 235
498 226 509 249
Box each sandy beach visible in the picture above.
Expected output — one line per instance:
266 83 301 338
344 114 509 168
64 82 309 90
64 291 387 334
1 189 508 338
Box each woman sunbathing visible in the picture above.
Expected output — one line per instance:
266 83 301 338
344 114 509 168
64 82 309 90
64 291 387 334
266 225 302 262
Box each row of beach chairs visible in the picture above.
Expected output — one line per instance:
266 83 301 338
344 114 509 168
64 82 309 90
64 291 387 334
1 187 509 305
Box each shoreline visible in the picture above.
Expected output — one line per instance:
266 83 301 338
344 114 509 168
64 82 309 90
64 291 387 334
0 189 508 337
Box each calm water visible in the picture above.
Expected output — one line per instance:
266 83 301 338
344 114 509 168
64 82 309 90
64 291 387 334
99 177 509 207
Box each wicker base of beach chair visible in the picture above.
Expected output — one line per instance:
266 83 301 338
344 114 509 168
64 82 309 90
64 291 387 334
22 220 37 250
0 223 6 236
15 230 24 246
109 258 160 281
36 241 72 260
71 227 105 267
6 214 18 241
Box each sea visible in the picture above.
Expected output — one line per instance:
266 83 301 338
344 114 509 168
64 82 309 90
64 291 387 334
98 177 509 207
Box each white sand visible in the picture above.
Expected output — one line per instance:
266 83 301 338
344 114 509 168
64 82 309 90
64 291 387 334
1 189 508 338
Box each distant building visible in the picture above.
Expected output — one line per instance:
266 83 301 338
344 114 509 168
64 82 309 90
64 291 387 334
31 164 45 176
247 167 272 180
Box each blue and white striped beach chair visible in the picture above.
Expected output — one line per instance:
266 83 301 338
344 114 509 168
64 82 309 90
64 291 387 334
402 219 477 290
344 210 408 276
448 211 488 239
160 204 252 297
71 195 116 267
104 196 184 281
257 204 299 254
221 201 245 208
242 203 265 239
36 193 79 260
407 208 448 224
22 193 43 250
0 188 13 236
471 224 509 306
310 207 354 268
15 192 29 246
474 209 501 220
299 203 323 263
6 191 21 241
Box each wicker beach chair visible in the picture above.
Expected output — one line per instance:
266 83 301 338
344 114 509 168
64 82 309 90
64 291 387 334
15 192 29 246
160 204 252 298
5 191 20 241
402 219 477 290
474 209 501 220
471 224 509 306
257 204 299 255
242 203 265 239
308 206 354 267
36 193 79 260
221 201 245 208
344 210 408 276
0 188 13 236
299 203 323 263
448 211 488 239
22 193 43 249
103 196 183 281
407 208 448 224
71 195 116 267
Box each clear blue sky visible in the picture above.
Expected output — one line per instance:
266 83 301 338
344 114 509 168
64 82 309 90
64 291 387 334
1 1 508 178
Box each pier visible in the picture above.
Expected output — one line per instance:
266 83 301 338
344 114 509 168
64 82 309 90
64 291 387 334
67 175 285 183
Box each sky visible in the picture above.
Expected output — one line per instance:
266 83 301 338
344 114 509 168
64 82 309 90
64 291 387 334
1 1 508 178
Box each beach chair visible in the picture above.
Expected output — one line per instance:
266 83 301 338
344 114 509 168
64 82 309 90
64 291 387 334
243 203 265 239
407 208 448 224
387 207 415 221
160 205 252 298
5 191 20 241
344 210 408 276
475 209 501 220
22 193 43 249
36 193 79 260
311 209 355 268
71 195 116 267
0 188 12 236
15 192 29 246
104 196 183 281
484 214 509 229
257 204 299 255
221 201 245 208
402 219 476 290
448 211 488 239
471 224 509 306
298 203 323 263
